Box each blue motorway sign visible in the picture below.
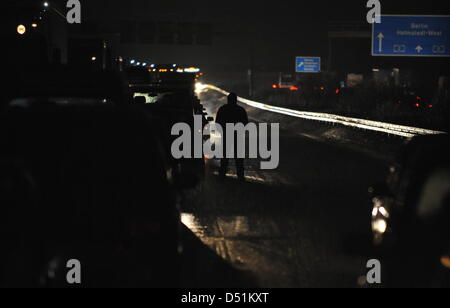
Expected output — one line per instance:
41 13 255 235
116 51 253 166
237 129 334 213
372 15 450 57
296 57 321 73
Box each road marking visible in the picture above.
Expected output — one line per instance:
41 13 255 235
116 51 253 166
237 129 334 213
204 84 446 138
377 33 384 52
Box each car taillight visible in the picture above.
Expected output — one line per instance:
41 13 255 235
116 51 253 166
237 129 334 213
272 84 278 89
290 86 299 91
335 89 340 95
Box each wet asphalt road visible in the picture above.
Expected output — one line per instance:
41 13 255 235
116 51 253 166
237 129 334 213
179 90 390 288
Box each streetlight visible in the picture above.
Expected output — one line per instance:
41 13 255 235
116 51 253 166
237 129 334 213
43 1 66 20
17 25 26 35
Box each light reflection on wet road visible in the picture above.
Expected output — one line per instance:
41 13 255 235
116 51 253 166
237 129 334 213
180 90 389 288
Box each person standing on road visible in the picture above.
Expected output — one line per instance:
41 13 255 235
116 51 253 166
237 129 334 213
215 93 249 180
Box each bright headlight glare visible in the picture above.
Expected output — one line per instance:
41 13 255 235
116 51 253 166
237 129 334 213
195 82 207 94
372 218 387 235
372 207 378 217
378 206 390 218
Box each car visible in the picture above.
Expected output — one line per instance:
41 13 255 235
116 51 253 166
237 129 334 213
271 73 299 91
394 92 434 111
126 68 211 188
0 72 182 287
369 134 450 287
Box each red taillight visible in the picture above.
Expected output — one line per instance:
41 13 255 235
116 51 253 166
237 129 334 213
415 103 420 108
320 86 325 91
429 104 433 108
335 89 340 95
272 84 278 89
290 86 299 91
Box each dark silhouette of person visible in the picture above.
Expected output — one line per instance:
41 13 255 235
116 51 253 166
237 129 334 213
215 93 249 180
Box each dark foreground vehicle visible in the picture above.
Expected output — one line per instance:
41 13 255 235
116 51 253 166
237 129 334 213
127 68 211 188
0 97 181 287
369 134 450 287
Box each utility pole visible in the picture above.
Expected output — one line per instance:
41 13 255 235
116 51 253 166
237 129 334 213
42 2 68 64
43 2 66 21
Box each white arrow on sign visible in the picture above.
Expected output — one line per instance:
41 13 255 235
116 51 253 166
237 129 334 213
377 33 384 52
298 62 304 68
416 45 423 53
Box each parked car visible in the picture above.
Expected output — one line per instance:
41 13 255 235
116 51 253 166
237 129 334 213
369 134 450 287
127 69 211 188
0 81 182 287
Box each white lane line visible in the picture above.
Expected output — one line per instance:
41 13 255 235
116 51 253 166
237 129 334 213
205 84 446 138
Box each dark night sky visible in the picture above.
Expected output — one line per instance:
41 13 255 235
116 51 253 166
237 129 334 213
75 0 449 74
7 0 450 27
4 0 449 75
81 0 450 22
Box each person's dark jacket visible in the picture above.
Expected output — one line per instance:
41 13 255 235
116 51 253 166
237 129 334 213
216 103 249 128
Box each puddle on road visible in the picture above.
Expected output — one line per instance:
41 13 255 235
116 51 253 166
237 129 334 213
181 213 252 268
181 213 285 239
180 212 307 287
181 213 208 237
181 213 251 266
181 213 253 239
181 213 282 255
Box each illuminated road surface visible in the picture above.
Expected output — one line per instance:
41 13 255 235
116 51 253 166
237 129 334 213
180 90 389 288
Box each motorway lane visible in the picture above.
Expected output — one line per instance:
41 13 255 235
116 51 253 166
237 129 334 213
180 90 390 288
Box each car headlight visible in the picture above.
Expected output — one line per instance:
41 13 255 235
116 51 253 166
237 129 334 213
371 197 392 244
372 218 387 235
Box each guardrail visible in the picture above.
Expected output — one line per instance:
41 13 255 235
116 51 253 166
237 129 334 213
204 84 446 138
